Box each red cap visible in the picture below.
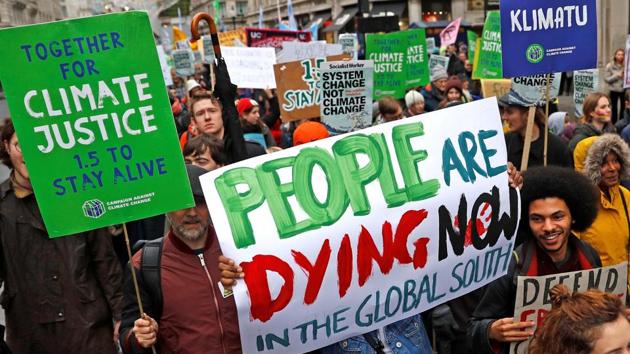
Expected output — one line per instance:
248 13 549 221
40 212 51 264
293 121 330 146
236 98 258 115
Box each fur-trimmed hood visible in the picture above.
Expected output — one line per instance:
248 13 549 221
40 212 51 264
583 133 630 186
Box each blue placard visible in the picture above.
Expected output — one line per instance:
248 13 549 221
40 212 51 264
500 0 597 78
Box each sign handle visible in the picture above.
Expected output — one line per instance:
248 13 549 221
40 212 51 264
542 74 553 166
190 12 222 59
123 223 158 354
520 106 537 171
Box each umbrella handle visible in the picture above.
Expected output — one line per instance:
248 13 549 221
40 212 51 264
190 12 222 59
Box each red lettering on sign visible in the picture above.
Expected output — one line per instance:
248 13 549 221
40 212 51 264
241 255 294 323
292 239 331 305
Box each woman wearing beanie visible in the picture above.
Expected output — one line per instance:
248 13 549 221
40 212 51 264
403 90 425 117
236 98 276 149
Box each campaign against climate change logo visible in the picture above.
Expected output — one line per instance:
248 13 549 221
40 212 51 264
500 0 597 77
201 98 520 353
0 12 193 237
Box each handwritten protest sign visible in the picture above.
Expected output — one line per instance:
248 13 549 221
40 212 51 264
510 263 627 354
172 48 195 77
625 35 630 88
218 28 247 47
440 17 462 47
277 41 342 64
200 98 520 353
473 10 503 79
366 29 430 99
222 46 277 89
573 69 599 117
500 0 597 77
156 45 173 86
0 12 193 236
320 61 373 134
481 79 511 98
510 73 561 106
274 55 348 122
246 27 311 48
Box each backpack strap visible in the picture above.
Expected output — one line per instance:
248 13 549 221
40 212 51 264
140 237 164 321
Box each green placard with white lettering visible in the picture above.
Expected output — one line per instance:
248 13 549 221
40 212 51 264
366 29 429 100
0 12 194 237
472 11 503 79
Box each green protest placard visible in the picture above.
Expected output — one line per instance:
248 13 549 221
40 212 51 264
366 29 429 100
472 11 503 79
467 30 478 61
0 12 194 237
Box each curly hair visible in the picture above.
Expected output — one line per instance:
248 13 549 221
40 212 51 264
521 166 598 232
529 284 627 354
0 118 15 169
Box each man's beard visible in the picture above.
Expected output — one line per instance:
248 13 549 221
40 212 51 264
169 215 209 242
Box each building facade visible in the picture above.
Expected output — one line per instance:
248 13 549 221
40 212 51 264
0 0 63 28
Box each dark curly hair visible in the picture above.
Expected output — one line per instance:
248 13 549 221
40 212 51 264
521 166 598 232
0 118 15 169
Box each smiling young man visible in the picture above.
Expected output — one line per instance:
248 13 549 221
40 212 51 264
468 166 602 354
579 133 630 298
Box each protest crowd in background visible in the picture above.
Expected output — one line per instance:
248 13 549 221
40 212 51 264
0 1 629 354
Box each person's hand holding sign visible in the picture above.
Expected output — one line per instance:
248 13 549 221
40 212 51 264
133 314 159 348
218 255 243 290
488 317 535 343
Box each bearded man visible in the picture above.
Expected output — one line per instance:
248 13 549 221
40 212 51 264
119 165 242 354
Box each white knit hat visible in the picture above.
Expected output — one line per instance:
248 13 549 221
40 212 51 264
405 90 424 107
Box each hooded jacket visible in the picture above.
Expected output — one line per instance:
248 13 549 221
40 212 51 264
568 123 616 151
577 134 630 295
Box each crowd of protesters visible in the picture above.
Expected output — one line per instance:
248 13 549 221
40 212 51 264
0 31 629 354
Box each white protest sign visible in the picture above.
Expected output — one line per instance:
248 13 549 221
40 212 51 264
573 69 599 117
222 46 277 89
510 73 561 106
156 45 173 86
200 98 520 353
201 35 215 64
320 60 373 134
193 50 202 65
429 54 450 71
624 35 630 88
277 41 343 63
172 48 195 77
510 263 628 354
339 33 358 61
427 37 437 54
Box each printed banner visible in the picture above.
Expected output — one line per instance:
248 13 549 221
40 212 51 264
246 27 311 48
473 11 503 79
467 30 478 62
0 12 193 237
440 17 462 47
273 55 349 122
510 73 561 106
222 46 277 89
481 79 512 98
573 69 599 117
319 60 373 134
277 41 343 64
510 263 628 354
172 48 195 77
218 28 247 47
200 97 520 353
625 35 630 88
366 29 430 99
500 0 597 77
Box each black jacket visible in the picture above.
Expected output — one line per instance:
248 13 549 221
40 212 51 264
467 235 601 354
505 130 573 170
421 86 444 113
568 123 616 151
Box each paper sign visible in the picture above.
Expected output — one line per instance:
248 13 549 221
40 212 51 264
510 73 561 106
200 97 520 353
426 37 437 54
277 41 343 64
201 35 215 64
366 29 430 99
500 0 597 77
156 45 173 86
338 33 358 61
319 60 373 134
573 69 599 117
625 35 630 88
429 55 450 72
222 46 277 89
0 12 193 237
481 79 512 98
218 28 247 47
440 17 462 47
172 48 195 77
473 11 503 79
510 263 627 354
246 27 312 48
